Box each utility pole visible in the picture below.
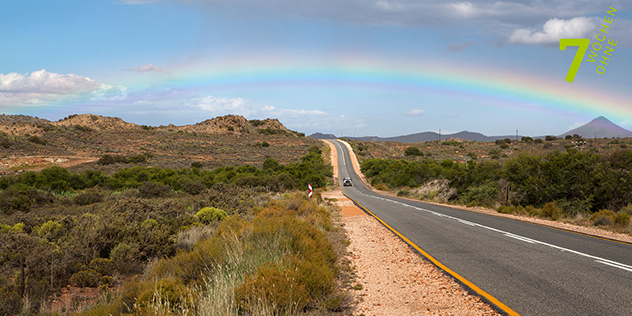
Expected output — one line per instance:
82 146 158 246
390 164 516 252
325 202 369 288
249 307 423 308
439 129 441 142
516 129 518 141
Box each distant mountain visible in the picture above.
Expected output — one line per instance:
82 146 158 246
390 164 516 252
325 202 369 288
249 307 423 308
348 131 521 143
560 116 632 138
308 132 337 139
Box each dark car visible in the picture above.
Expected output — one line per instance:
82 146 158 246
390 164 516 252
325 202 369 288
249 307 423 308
343 177 352 186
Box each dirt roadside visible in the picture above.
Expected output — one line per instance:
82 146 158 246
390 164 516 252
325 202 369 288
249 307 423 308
321 140 500 315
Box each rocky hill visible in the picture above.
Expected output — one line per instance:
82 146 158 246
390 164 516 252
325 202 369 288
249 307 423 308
54 114 140 131
0 114 294 137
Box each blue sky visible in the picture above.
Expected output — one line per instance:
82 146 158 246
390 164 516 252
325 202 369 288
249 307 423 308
1 0 631 137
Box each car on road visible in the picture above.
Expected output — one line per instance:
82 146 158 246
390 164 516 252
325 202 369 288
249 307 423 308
343 177 352 186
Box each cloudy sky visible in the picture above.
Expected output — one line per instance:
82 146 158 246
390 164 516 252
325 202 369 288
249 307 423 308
1 0 631 137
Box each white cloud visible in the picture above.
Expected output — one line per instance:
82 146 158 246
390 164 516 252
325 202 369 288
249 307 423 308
190 96 249 112
123 64 164 73
450 2 476 17
508 17 596 45
406 109 425 116
0 69 120 106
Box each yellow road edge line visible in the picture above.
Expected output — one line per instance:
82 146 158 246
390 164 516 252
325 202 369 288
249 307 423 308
341 190 521 316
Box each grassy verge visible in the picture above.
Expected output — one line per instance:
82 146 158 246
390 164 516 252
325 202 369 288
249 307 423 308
77 193 352 316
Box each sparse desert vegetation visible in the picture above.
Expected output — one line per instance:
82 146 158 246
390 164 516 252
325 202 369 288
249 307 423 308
350 137 632 235
0 117 349 315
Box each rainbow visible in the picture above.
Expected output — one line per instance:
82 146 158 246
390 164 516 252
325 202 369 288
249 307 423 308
7 54 632 125
163 54 631 119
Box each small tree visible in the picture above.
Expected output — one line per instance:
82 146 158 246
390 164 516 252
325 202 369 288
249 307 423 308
404 146 422 156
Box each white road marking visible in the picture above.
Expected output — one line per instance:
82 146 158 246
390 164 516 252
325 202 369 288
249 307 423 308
344 178 632 274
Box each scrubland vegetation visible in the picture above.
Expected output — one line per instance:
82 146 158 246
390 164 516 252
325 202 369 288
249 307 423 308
359 142 632 233
0 145 350 315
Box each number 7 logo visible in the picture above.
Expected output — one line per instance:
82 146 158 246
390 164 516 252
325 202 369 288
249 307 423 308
559 39 590 83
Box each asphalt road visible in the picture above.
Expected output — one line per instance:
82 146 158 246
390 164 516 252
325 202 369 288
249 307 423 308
330 139 632 316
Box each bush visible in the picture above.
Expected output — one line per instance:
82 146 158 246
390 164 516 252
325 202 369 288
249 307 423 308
110 243 141 274
195 207 228 224
236 264 309 313
181 180 206 195
127 154 147 164
404 146 422 156
74 192 103 205
98 154 128 165
263 158 280 171
71 269 102 287
137 278 190 309
374 184 388 191
0 278 20 316
541 202 563 220
191 161 204 169
89 258 115 276
614 212 630 226
27 135 47 145
138 181 171 198
591 209 616 226
442 140 459 146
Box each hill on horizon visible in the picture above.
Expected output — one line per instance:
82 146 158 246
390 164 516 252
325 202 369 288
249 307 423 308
311 116 631 143
559 116 632 139
0 113 298 137
343 131 523 143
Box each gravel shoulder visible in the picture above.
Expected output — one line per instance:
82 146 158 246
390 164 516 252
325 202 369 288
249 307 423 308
321 140 500 315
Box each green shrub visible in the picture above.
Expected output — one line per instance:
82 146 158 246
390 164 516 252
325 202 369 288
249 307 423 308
181 180 206 195
195 207 228 224
397 189 412 197
614 212 630 226
89 258 115 276
404 146 422 156
35 220 63 241
262 158 280 171
138 181 171 198
71 269 102 287
442 140 459 146
497 205 526 215
127 154 147 164
27 135 47 145
137 277 190 309
74 192 103 205
98 154 128 165
110 243 141 274
236 264 309 313
191 161 204 169
0 279 20 316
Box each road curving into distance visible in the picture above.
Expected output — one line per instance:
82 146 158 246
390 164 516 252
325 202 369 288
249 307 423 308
328 139 632 316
